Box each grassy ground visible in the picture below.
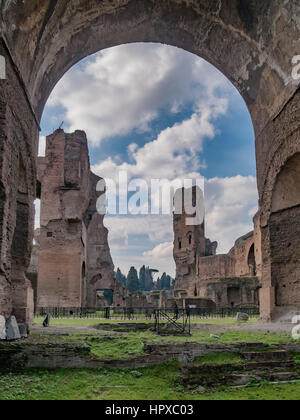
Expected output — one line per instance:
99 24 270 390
0 362 300 400
29 317 298 360
193 353 244 366
33 317 259 328
89 330 297 360
1 319 299 400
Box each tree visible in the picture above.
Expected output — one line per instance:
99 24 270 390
158 273 171 290
127 267 140 292
139 266 146 291
115 268 127 286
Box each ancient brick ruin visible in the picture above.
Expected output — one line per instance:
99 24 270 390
31 129 116 311
174 188 260 309
0 1 299 323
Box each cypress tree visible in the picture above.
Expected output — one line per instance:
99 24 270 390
127 267 140 291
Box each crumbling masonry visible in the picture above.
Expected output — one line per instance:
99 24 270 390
174 188 260 309
33 129 116 311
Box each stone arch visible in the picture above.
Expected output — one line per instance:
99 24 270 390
227 287 240 308
187 231 193 247
2 1 298 130
0 1 299 323
258 109 300 320
271 153 300 214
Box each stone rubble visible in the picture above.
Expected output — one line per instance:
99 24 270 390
6 316 21 341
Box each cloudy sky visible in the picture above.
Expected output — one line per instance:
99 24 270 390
37 43 258 278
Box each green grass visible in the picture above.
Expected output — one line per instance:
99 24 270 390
33 317 259 328
25 329 299 361
194 353 244 366
0 363 300 400
29 317 299 361
91 329 300 359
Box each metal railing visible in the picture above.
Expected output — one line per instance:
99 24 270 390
35 306 259 320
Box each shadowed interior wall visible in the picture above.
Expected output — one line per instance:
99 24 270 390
268 153 300 314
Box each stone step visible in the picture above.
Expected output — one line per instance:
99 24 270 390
240 350 290 362
228 371 299 386
244 360 295 370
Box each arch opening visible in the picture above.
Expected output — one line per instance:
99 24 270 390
34 40 258 316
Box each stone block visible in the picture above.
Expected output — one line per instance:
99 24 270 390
236 312 249 322
18 323 29 339
6 316 21 340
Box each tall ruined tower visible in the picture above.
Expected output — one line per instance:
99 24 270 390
173 187 217 294
36 130 115 310
173 187 260 308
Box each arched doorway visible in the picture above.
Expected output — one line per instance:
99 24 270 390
248 244 256 277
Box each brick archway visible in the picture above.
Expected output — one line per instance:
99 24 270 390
0 0 299 322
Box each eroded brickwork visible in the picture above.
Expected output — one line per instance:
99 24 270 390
174 189 260 309
36 130 115 310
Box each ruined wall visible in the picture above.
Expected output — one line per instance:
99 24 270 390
259 91 300 321
36 130 116 310
37 130 89 309
229 232 257 277
206 278 259 308
0 39 37 323
269 207 300 307
26 230 40 311
84 172 116 308
174 199 259 309
253 212 262 279
173 187 217 294
195 255 236 297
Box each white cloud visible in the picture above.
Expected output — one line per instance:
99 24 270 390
103 175 258 278
143 241 173 259
42 43 257 278
92 104 227 184
104 215 173 249
47 43 232 146
205 176 258 253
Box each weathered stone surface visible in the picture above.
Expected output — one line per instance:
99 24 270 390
36 130 116 310
18 323 29 339
174 188 259 309
0 339 284 370
236 313 250 322
0 316 6 340
6 316 21 341
229 374 253 386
